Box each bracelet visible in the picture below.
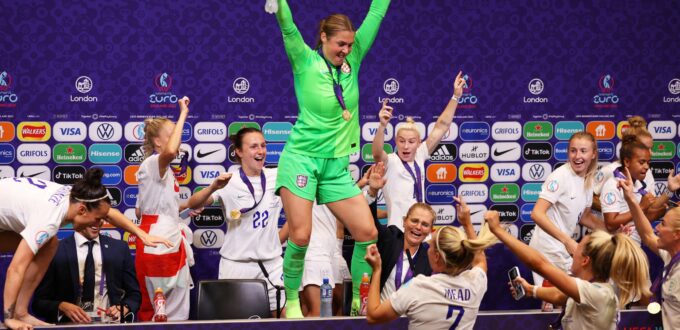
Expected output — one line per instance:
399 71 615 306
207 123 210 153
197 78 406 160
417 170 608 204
532 285 538 298
451 95 459 101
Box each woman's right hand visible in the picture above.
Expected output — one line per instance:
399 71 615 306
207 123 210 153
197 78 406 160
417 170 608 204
507 276 532 300
378 99 393 126
364 244 382 270
484 210 501 230
178 96 190 114
210 173 232 191
453 196 470 225
453 71 464 99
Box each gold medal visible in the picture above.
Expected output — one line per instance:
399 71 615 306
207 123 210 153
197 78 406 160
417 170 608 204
647 302 661 314
341 61 351 74
230 209 241 220
342 109 351 121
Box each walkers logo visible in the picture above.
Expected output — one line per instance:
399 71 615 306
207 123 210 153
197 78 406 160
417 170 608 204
523 121 552 140
71 76 98 103
53 144 86 164
228 77 255 103
522 162 551 182
194 143 227 164
88 144 122 164
491 142 520 162
89 122 122 142
553 141 569 161
521 183 543 202
430 143 456 162
524 78 549 103
490 184 519 203
53 122 87 142
426 164 456 183
17 143 50 164
0 144 15 164
651 141 675 160
593 74 619 108
459 122 490 141
124 187 138 207
0 122 15 142
124 165 140 185
194 165 226 185
648 121 677 140
0 166 14 178
193 208 225 228
597 141 615 160
458 184 488 203
458 163 489 182
123 232 137 250
228 122 260 137
193 229 225 249
125 144 145 164
362 122 393 142
425 184 456 204
195 122 227 142
378 78 404 104
490 163 520 182
520 203 535 222
456 74 478 109
17 165 50 181
492 122 521 141
490 204 519 222
361 143 392 163
124 122 145 142
149 72 178 108
265 143 285 163
554 121 584 140
586 121 615 140
428 122 458 142
53 165 86 185
664 78 680 103
0 71 18 107
263 122 293 142
616 120 631 139
522 142 552 161
17 122 51 142
459 143 489 162
92 165 122 185
432 205 456 226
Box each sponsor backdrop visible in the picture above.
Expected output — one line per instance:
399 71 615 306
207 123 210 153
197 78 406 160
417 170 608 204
1 0 679 314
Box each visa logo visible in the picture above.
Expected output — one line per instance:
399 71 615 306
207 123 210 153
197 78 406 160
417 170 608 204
654 127 672 134
496 168 515 176
60 127 82 135
200 170 220 178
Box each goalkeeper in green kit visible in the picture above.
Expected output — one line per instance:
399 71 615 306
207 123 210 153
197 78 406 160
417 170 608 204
268 0 391 318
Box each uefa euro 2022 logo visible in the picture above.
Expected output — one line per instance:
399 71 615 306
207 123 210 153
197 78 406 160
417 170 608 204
149 72 178 107
593 74 619 108
0 71 18 106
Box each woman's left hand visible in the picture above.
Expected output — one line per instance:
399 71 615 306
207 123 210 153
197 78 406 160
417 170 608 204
364 244 382 270
139 233 173 248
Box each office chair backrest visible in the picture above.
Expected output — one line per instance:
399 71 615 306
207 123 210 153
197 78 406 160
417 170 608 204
197 279 271 320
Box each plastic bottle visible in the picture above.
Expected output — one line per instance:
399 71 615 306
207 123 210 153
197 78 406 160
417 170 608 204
359 273 370 316
541 279 554 312
320 277 333 317
153 288 168 322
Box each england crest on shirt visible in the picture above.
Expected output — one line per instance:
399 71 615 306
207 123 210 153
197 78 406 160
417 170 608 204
296 175 308 188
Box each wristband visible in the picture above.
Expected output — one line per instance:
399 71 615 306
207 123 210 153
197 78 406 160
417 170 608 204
532 285 538 298
451 95 459 101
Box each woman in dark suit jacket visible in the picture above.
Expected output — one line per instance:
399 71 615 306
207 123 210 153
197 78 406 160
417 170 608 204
366 162 433 300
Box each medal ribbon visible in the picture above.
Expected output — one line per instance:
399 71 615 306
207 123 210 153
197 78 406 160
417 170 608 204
395 249 417 290
401 160 423 202
239 168 266 214
317 48 348 111
614 167 648 195
650 252 680 303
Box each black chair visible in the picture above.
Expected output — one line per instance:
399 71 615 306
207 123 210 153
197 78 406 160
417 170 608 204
342 279 353 316
197 279 271 320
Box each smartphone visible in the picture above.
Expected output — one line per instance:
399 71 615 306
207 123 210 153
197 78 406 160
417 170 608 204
508 266 525 300
179 208 193 219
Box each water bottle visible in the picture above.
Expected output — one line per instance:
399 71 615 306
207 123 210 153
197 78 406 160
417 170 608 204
359 273 370 316
320 277 333 317
153 288 168 322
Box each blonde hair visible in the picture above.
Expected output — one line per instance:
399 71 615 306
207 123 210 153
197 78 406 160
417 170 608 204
584 231 651 307
396 117 421 141
665 207 680 232
315 14 355 49
404 202 436 225
623 116 652 140
433 223 497 276
569 131 599 189
142 117 171 159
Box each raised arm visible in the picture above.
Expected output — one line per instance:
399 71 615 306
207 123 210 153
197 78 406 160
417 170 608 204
158 97 189 178
619 169 660 254
425 71 464 154
487 215 575 306
365 244 400 324
275 0 311 71
531 198 578 256
105 209 172 248
353 0 392 62
454 196 487 272
372 100 392 163
185 173 232 209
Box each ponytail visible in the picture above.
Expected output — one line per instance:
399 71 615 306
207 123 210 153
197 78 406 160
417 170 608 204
434 223 497 275
70 168 111 211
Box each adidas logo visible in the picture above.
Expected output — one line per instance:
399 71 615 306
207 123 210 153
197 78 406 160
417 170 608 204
430 144 455 162
126 146 145 163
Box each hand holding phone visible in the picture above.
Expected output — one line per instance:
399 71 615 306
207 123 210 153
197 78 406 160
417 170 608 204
179 208 193 219
508 266 526 300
